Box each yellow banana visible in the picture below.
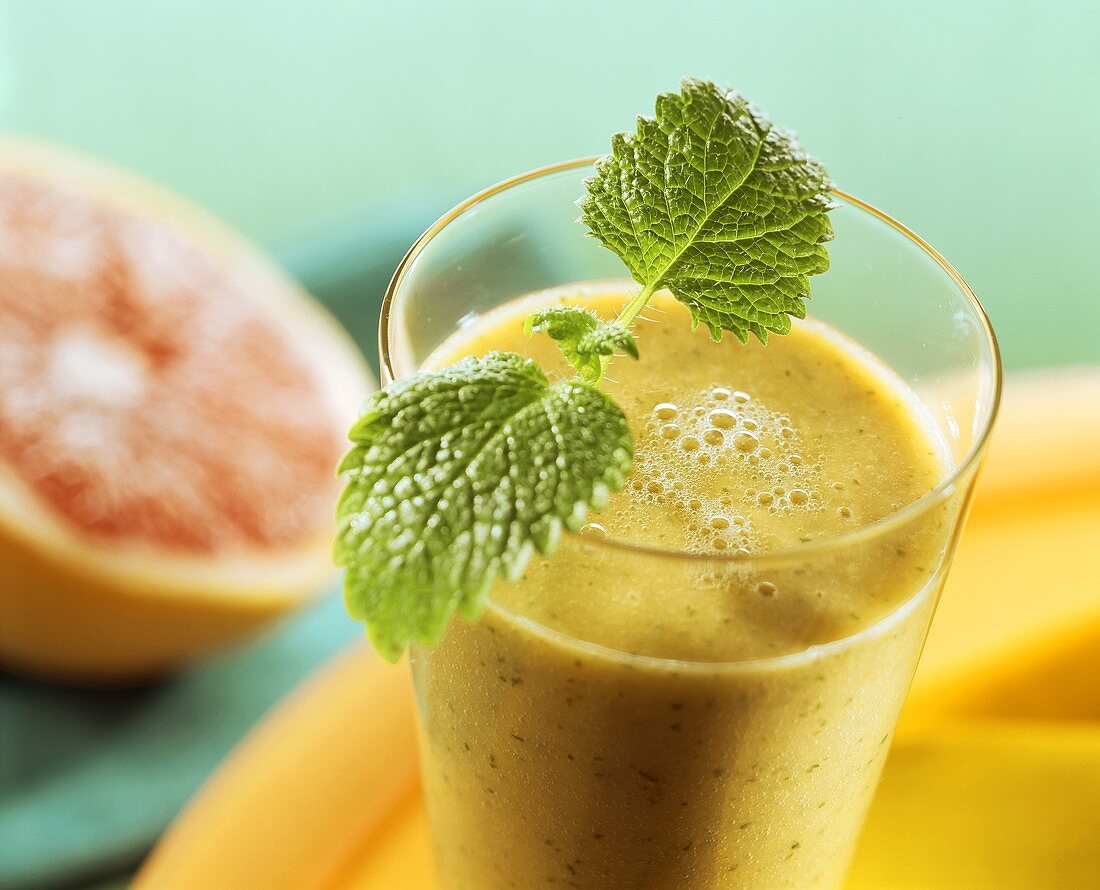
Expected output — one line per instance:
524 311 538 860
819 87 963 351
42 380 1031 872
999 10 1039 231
133 646 417 890
135 368 1100 887
850 723 1100 889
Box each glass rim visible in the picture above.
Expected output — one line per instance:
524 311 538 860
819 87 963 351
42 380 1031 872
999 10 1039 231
379 157 1003 569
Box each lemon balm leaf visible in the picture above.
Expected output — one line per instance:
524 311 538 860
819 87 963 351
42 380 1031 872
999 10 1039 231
525 305 638 383
335 351 633 660
580 78 835 344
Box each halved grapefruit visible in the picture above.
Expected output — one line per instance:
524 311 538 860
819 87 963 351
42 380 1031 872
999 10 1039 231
0 137 372 683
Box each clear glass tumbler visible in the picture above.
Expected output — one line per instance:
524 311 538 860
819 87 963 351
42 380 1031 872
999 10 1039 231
379 160 1001 889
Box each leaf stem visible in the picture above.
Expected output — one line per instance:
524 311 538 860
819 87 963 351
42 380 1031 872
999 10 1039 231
598 281 658 377
615 281 658 330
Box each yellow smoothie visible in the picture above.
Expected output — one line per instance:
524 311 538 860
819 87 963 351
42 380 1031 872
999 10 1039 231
411 282 954 888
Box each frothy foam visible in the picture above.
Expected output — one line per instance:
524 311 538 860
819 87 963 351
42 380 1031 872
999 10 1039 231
622 385 847 554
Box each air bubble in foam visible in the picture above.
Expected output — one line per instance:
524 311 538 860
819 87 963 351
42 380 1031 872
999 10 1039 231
710 409 736 429
580 522 607 540
734 432 758 453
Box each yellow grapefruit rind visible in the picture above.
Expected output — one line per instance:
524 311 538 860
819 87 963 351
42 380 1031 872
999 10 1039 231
0 135 373 683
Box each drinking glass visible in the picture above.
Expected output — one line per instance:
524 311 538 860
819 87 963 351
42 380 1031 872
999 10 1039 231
378 159 1001 889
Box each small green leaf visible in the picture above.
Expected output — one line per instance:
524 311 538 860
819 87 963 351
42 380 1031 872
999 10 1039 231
579 77 835 344
525 305 638 382
335 351 633 660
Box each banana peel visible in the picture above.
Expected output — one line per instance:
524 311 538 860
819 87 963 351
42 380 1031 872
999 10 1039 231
134 368 1100 888
851 723 1100 889
134 646 417 890
334 723 1100 890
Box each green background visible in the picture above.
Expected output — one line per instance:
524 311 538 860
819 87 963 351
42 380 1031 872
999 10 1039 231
0 3 1097 888
1 0 1098 371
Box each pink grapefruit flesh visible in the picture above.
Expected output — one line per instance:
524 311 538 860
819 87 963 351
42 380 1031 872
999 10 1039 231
0 173 343 553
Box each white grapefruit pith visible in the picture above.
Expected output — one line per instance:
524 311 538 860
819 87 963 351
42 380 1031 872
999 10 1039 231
0 138 372 683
